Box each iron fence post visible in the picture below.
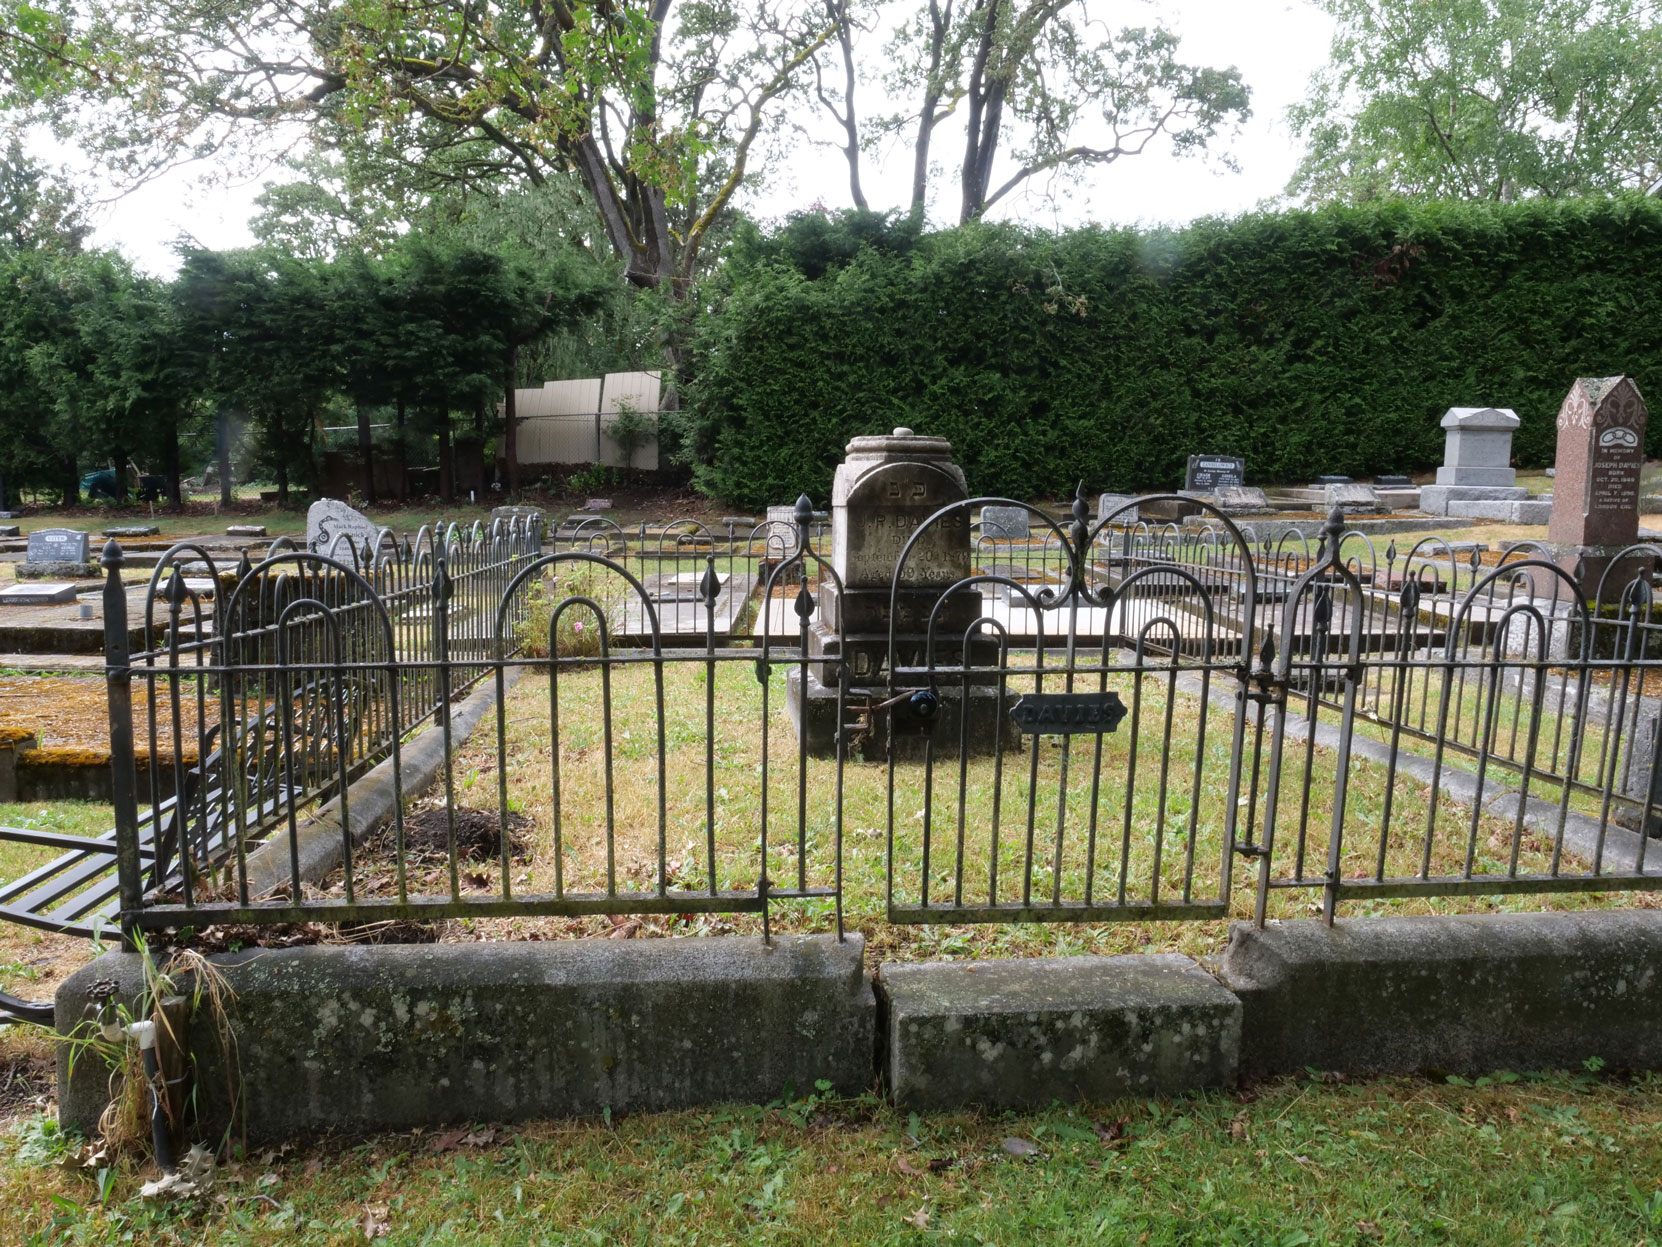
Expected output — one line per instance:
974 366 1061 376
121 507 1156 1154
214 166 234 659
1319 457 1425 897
101 540 145 948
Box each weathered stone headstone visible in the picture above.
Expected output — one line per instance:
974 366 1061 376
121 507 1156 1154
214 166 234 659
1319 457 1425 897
581 498 613 512
490 505 542 528
1548 377 1649 548
103 525 159 538
225 525 267 538
761 504 804 560
790 427 1002 758
0 582 78 605
1325 483 1386 514
978 506 1030 541
1214 486 1273 516
27 528 90 566
0 525 18 538
306 498 379 559
1184 455 1245 492
1096 494 1139 524
1418 408 1528 515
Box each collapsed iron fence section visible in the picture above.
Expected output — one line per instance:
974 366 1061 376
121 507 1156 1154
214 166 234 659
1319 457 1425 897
105 516 545 929
108 508 849 940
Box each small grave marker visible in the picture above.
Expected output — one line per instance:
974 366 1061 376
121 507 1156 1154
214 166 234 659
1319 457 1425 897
1096 494 1139 524
225 525 267 538
581 498 613 512
0 582 78 605
1214 486 1273 515
1184 455 1245 492
306 499 379 557
0 525 18 538
978 506 1030 540
1314 475 1352 486
103 525 159 538
1374 475 1413 489
1325 483 1386 513
26 529 90 565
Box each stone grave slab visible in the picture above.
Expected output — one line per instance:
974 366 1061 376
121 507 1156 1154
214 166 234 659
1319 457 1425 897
1314 476 1352 485
581 498 613 512
1184 455 1245 492
978 505 1030 541
0 582 78 606
27 529 90 566
1375 475 1413 489
1214 486 1273 516
0 526 19 538
306 499 379 558
1326 483 1386 513
225 525 267 537
103 525 159 538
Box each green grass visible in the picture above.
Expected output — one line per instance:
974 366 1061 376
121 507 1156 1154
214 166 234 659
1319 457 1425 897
4 1071 1662 1244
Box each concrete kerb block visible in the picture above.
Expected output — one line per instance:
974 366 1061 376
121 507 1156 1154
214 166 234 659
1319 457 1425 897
877 955 1240 1109
1219 911 1662 1080
59 935 876 1142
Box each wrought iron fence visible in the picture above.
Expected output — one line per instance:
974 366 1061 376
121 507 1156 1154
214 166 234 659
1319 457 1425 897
26 494 1662 952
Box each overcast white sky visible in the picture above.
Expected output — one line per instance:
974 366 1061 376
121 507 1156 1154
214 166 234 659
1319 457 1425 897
60 0 1335 275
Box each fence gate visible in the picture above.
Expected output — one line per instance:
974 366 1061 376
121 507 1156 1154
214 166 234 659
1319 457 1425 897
882 494 1263 923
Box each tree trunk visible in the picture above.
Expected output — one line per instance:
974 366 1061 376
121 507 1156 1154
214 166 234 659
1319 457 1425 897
395 397 408 499
63 454 78 507
357 404 376 504
504 346 520 495
217 406 233 506
112 447 128 504
437 407 454 503
276 454 288 505
164 421 182 510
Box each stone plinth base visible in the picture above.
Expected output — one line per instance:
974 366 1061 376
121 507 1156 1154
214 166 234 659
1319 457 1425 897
877 955 1240 1109
786 667 1015 761
59 936 876 1143
1445 498 1553 524
1418 484 1527 516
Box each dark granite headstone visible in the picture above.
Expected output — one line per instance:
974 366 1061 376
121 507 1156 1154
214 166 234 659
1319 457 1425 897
1375 475 1413 489
1314 476 1352 486
1184 455 1245 492
26 528 90 565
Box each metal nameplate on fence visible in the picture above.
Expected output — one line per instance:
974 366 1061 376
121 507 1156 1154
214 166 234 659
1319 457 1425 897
1009 692 1127 734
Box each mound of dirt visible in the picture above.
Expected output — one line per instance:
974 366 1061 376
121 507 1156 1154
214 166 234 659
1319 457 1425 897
400 806 533 861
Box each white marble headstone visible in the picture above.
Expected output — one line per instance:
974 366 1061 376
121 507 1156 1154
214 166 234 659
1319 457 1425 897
306 499 379 561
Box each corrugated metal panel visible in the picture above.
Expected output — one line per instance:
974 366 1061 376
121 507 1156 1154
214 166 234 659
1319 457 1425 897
599 371 662 470
512 371 663 469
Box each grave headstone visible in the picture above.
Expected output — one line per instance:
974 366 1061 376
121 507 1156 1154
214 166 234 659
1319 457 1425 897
1548 377 1649 549
27 529 90 566
581 498 613 512
1374 475 1413 489
790 427 1004 758
1325 483 1386 513
978 505 1030 541
1314 475 1353 485
0 582 78 605
103 525 159 538
721 516 758 529
0 525 18 538
1096 494 1139 524
761 504 804 560
1418 407 1528 515
1213 486 1274 516
1184 455 1245 492
225 525 268 538
306 498 379 559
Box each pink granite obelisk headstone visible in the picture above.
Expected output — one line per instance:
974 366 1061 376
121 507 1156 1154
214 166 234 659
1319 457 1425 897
1546 376 1651 599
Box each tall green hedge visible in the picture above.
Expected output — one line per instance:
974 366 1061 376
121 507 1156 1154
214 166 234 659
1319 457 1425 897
685 198 1662 508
